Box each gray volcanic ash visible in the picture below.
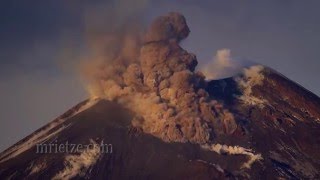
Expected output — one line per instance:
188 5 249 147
82 12 237 144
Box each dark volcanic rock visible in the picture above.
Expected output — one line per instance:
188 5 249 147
1 67 320 179
0 100 234 179
207 67 320 179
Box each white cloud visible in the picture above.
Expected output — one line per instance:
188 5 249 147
201 49 243 80
201 143 263 169
235 65 268 107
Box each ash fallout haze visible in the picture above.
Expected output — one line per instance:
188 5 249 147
1 0 320 179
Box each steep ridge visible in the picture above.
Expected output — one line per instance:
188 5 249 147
0 100 234 179
207 66 320 179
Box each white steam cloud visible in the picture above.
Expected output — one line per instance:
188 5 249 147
202 143 263 169
202 49 243 80
235 65 268 107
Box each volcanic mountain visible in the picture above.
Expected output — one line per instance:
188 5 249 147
1 13 320 179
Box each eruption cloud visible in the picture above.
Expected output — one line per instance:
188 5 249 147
80 10 238 144
80 0 146 98
202 49 243 80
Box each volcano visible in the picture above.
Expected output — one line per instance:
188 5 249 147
1 13 320 179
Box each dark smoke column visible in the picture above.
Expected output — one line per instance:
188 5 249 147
133 12 238 143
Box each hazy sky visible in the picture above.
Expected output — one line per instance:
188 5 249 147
1 0 320 151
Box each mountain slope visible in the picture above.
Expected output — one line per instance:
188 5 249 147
0 99 231 179
0 66 320 179
207 66 320 179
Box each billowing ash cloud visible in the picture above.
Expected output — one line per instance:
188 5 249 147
201 49 243 80
81 12 237 144
79 0 147 98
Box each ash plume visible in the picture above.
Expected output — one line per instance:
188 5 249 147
81 12 237 144
80 0 148 98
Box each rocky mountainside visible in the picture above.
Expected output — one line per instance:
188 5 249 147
1 12 320 179
1 67 320 179
207 67 320 179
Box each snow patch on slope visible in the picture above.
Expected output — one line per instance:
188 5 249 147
28 161 47 176
201 143 263 169
272 140 318 178
71 98 100 117
0 123 71 164
235 65 267 108
52 139 101 180
0 98 99 163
